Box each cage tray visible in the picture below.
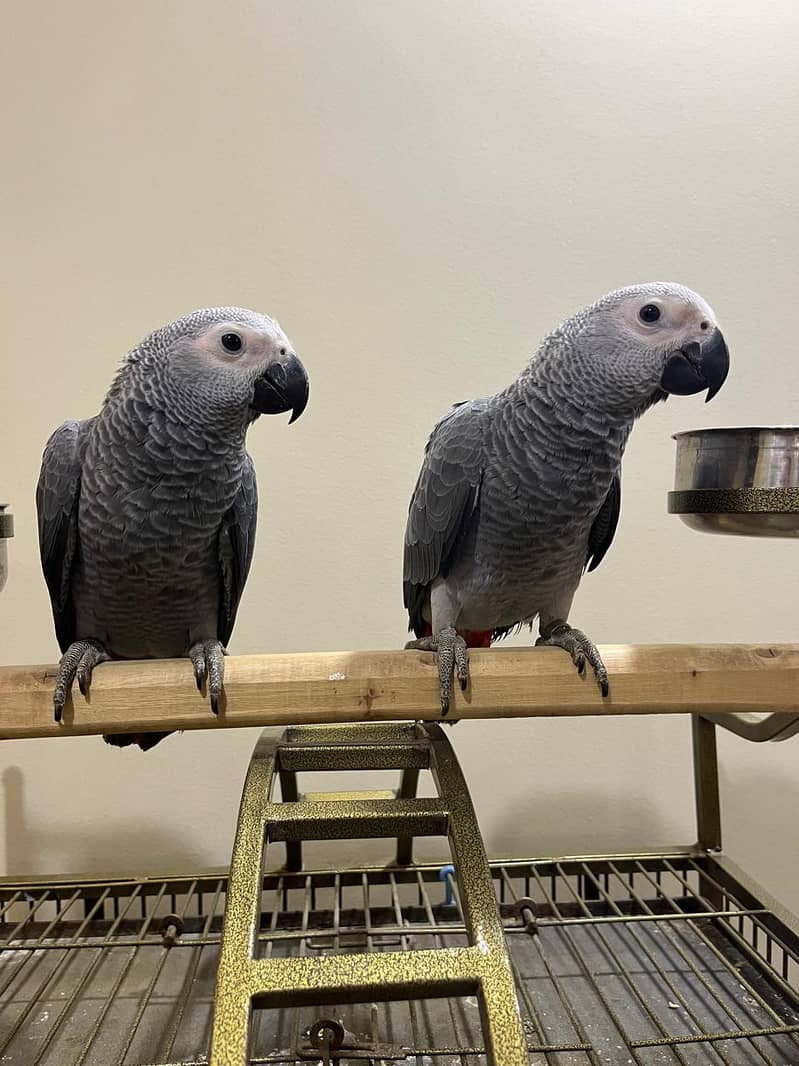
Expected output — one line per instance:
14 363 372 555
2 852 799 1066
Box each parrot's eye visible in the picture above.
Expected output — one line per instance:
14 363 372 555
638 304 661 324
221 332 243 354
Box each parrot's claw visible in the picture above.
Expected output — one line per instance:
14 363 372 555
192 657 206 692
53 640 110 722
189 640 226 715
536 621 609 697
405 625 470 717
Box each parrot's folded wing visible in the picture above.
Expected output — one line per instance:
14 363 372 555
217 452 258 646
403 402 485 635
585 470 621 573
35 420 90 653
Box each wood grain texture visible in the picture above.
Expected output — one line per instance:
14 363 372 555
0 645 797 740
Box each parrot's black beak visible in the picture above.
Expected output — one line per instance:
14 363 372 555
660 328 729 403
251 353 309 423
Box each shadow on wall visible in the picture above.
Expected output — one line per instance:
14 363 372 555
3 766 206 878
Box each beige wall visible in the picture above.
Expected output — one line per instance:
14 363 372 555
2 1 798 907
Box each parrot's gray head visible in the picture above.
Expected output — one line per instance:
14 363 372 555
552 283 729 415
111 307 309 429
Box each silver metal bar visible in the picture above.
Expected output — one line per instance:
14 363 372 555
499 866 600 1064
587 863 776 1066
117 879 200 1063
0 889 23 921
159 878 225 1062
636 858 799 1041
30 888 113 1066
0 889 97 1057
65 883 148 1066
5 853 799 1063
553 861 704 1066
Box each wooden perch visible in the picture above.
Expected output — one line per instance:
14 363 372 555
0 644 798 741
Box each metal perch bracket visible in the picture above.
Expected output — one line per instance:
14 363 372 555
209 721 527 1066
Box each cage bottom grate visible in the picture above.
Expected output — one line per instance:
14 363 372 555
2 854 799 1065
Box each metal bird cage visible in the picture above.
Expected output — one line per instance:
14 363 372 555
3 716 799 1066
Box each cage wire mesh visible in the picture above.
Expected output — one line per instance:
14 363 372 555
2 854 799 1065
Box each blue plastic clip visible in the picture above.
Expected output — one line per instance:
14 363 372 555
439 864 455 906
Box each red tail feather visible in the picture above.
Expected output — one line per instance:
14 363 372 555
422 623 492 648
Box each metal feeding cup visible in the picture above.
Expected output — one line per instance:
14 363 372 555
0 505 13 594
669 427 799 537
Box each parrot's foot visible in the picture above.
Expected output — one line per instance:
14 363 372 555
53 639 109 722
189 640 226 714
536 620 609 697
405 625 469 716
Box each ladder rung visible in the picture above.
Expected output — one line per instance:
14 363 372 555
301 789 395 802
248 946 483 1006
284 723 420 745
264 798 448 842
278 742 430 772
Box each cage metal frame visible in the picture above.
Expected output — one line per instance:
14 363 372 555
1 708 799 1065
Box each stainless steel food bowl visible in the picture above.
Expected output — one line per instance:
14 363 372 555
668 427 799 537
0 505 13 594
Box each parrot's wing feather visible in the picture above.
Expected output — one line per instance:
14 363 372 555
585 471 621 572
403 402 485 633
217 454 258 646
35 420 89 653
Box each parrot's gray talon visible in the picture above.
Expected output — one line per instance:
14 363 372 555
193 663 206 692
404 636 435 651
454 640 470 690
536 623 609 698
52 639 109 722
189 640 225 715
53 691 66 723
405 625 469 717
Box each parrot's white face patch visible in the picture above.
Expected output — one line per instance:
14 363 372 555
191 320 293 374
616 292 717 350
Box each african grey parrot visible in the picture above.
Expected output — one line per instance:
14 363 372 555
403 283 729 714
36 307 308 749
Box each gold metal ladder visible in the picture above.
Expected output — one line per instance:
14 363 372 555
209 721 527 1065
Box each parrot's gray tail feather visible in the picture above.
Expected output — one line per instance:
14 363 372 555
103 731 173 751
491 620 535 643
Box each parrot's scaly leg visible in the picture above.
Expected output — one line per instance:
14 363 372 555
189 643 208 691
405 625 469 716
536 620 609 697
189 640 226 715
53 639 109 723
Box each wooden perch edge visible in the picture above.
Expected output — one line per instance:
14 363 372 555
1 644 798 741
